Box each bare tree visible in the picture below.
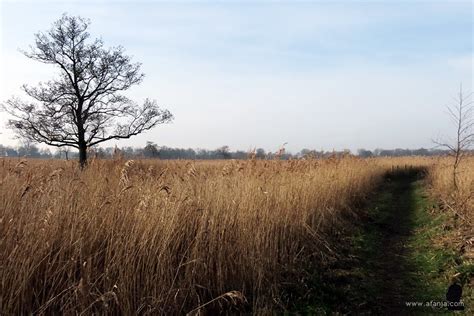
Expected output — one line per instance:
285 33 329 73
60 147 70 160
2 14 173 167
434 84 473 190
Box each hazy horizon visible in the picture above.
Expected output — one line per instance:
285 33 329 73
1 0 472 153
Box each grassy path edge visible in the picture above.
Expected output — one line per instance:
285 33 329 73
289 168 473 315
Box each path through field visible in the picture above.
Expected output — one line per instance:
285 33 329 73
301 169 460 314
360 170 425 314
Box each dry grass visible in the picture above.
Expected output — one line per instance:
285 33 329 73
1 156 401 314
6 155 472 314
13 155 474 314
427 156 474 224
427 156 474 266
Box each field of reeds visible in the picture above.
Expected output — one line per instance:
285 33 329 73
428 156 474 224
0 156 471 314
427 156 474 266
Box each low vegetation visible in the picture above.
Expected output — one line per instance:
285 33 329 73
429 156 474 225
427 157 474 312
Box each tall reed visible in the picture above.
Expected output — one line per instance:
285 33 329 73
1 157 393 314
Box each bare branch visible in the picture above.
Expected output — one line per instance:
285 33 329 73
434 84 473 190
1 14 173 167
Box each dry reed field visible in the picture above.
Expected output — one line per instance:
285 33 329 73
0 156 393 314
427 156 474 267
1 156 471 314
428 156 474 224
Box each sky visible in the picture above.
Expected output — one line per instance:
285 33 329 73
0 0 472 153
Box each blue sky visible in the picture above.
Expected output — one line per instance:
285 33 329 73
0 0 472 152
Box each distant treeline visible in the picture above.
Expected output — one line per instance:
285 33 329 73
0 142 463 160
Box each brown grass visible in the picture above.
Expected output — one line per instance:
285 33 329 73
11 155 473 314
427 156 474 224
427 156 474 267
1 156 400 314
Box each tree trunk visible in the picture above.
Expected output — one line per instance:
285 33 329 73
79 143 87 169
77 107 87 168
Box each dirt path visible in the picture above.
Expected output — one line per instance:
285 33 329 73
300 169 446 314
294 169 470 314
367 170 421 314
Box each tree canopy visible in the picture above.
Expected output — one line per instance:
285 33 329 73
2 14 173 167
